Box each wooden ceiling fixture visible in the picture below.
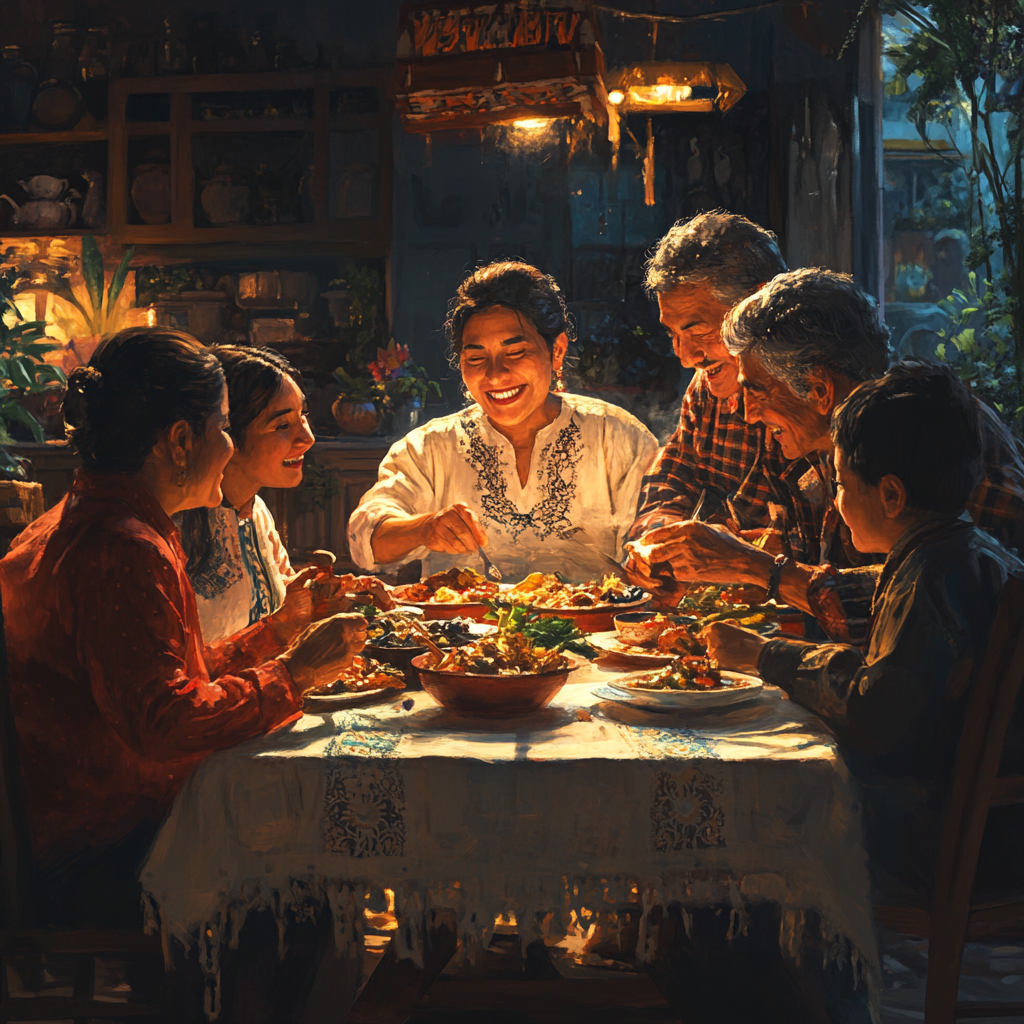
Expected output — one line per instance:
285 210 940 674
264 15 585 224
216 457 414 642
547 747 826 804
396 1 612 133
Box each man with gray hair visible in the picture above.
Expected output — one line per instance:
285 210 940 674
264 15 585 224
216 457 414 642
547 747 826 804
628 212 787 547
629 268 1024 639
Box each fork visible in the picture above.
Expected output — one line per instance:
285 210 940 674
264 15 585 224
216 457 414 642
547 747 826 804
478 545 503 583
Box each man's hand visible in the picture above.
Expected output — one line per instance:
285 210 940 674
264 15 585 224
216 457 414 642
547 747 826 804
627 521 769 587
421 502 488 554
701 621 766 673
312 574 396 616
278 612 369 693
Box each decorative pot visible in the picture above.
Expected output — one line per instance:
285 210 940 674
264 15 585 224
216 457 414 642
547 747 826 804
201 166 250 226
332 397 380 435
320 289 351 327
30 79 85 132
18 175 67 200
17 386 66 439
392 397 422 436
0 196 75 230
131 163 171 225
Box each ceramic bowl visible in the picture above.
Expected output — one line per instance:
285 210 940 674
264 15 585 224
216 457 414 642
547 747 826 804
411 654 575 718
613 611 677 646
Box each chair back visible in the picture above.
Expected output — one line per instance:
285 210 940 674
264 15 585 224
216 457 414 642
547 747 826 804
0 597 33 930
926 571 1024 1023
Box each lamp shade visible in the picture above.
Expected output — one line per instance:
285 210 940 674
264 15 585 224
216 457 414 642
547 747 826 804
605 62 746 115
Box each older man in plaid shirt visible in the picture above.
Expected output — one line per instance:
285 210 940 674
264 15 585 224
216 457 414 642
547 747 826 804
629 268 1024 642
628 213 787 542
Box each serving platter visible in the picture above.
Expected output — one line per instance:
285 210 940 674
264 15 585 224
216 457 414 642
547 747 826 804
601 671 762 710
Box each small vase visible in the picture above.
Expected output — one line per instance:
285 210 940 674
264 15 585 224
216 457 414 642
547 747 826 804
131 162 171 224
201 166 250 226
392 397 422 436
332 397 380 435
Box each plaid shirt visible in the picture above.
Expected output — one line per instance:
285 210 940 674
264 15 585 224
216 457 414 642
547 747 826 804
629 371 772 539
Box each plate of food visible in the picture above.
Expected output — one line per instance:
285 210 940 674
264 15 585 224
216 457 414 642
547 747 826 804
497 572 651 632
604 658 763 710
391 567 500 621
411 630 580 718
302 655 406 712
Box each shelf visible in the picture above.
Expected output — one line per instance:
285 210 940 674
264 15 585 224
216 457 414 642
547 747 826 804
0 229 107 237
189 118 315 134
0 129 108 146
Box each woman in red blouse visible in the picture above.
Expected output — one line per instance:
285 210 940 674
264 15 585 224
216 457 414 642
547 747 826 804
0 327 365 926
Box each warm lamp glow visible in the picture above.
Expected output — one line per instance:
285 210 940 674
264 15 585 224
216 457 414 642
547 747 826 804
146 306 157 327
512 117 553 130
604 62 746 115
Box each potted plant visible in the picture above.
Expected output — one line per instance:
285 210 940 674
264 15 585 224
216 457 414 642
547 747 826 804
43 235 140 371
330 365 387 435
370 340 443 433
0 267 66 442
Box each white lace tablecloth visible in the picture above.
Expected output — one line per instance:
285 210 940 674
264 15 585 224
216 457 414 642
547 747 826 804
140 663 880 1019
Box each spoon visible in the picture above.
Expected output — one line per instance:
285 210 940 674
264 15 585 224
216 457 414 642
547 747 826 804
478 545 503 583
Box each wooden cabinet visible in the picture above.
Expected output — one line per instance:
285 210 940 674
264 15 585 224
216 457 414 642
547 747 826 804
8 437 391 571
1 68 392 253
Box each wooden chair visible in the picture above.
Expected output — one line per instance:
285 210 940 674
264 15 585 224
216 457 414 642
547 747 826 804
874 573 1024 1022
0 598 165 1023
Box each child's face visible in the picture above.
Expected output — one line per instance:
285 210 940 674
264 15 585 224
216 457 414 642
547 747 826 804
833 448 901 554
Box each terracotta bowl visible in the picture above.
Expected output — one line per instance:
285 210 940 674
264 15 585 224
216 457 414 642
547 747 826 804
411 654 575 718
400 601 492 623
523 594 651 634
613 611 674 646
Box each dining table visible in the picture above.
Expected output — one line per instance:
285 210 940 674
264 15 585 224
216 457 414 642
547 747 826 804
140 655 882 1021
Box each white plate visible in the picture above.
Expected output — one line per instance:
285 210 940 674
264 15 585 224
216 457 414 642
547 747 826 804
604 671 763 709
588 630 679 665
302 685 406 712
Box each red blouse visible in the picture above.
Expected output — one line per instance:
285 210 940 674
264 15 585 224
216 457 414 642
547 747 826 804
0 471 302 868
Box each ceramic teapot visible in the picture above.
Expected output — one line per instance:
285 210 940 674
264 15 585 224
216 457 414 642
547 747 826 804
18 175 68 201
201 166 249 226
0 190 79 230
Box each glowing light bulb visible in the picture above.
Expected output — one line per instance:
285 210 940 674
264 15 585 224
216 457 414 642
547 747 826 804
513 117 552 130
608 90 625 105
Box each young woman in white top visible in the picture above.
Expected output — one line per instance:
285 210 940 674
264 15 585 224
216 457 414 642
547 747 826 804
178 346 388 644
348 261 659 583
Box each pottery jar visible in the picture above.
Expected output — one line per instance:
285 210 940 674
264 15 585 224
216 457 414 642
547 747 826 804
18 175 68 200
0 46 37 131
131 162 171 224
332 398 380 435
201 166 250 226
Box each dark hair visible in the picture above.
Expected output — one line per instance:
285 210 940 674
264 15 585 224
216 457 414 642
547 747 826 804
63 327 225 474
445 261 575 362
831 361 983 514
722 268 892 398
644 211 787 302
212 345 302 450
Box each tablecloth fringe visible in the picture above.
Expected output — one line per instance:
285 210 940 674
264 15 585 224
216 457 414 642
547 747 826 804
144 870 880 1023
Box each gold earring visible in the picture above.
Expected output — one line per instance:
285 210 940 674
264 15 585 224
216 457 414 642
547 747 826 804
554 371 565 393
176 463 187 487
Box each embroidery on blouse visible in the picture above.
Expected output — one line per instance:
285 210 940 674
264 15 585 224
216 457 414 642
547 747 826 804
459 413 584 540
179 506 244 600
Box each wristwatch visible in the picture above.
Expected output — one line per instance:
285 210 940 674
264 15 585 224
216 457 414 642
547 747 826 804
765 554 789 603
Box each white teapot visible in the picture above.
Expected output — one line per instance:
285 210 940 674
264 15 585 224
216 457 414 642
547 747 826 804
18 175 69 201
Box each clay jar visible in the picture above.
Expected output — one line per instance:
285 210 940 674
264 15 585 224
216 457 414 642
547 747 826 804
332 397 380 435
131 162 171 225
201 166 250 226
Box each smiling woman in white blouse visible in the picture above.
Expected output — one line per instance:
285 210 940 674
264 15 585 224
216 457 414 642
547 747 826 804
348 261 659 583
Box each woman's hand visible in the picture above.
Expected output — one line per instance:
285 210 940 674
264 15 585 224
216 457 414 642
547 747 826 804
277 612 369 693
701 622 767 673
268 566 320 645
419 502 488 554
371 503 488 564
311 574 396 617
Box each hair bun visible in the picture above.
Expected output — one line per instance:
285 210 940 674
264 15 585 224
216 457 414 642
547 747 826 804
62 366 104 429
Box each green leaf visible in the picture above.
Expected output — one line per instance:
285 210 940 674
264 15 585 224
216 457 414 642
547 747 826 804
32 365 66 386
935 342 947 360
105 245 135 315
81 235 105 318
0 399 44 441
8 358 34 391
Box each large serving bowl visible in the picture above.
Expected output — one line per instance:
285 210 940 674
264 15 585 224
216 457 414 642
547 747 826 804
613 610 687 646
411 654 575 718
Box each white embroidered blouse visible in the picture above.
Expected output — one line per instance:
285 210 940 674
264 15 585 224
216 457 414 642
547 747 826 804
175 496 291 644
348 393 659 583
